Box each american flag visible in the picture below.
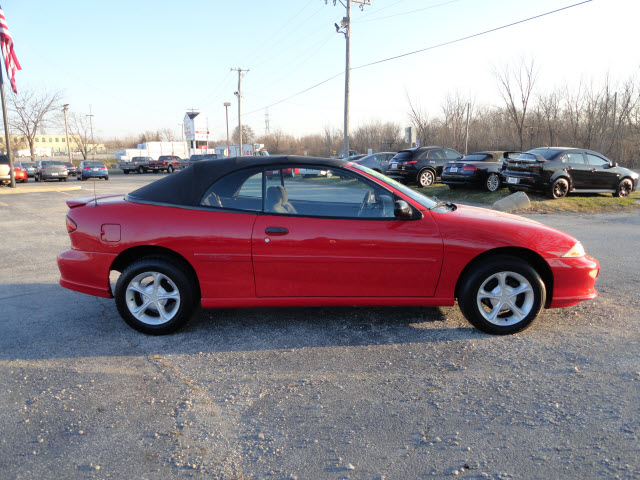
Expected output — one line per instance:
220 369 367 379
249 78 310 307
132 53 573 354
0 5 21 93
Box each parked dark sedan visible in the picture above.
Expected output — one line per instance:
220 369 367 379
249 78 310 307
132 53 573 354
63 161 78 177
352 152 396 173
77 160 109 181
501 147 639 199
387 146 463 187
441 151 506 192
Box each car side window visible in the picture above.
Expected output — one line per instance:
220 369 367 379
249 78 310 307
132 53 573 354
264 167 395 219
562 153 585 164
200 168 263 211
586 154 608 166
444 149 462 160
427 150 444 159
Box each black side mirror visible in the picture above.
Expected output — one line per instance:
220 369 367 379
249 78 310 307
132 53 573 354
394 200 413 219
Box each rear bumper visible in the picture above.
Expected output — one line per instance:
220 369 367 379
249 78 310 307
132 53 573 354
386 170 417 182
441 174 483 187
58 249 116 298
548 255 599 308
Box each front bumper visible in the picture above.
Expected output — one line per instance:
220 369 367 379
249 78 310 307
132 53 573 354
548 254 599 308
58 248 116 298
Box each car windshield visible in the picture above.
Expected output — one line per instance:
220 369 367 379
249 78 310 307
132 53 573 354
85 161 105 167
64 162 74 167
510 153 540 162
22 162 35 167
349 163 438 209
42 160 64 166
190 155 205 161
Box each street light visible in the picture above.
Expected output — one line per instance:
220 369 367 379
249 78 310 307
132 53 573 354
62 104 71 162
224 102 231 157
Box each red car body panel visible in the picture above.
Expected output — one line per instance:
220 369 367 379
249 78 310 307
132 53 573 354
57 159 599 319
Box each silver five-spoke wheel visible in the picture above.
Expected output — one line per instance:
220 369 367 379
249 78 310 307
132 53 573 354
458 255 545 335
115 257 196 334
476 271 534 326
125 271 181 325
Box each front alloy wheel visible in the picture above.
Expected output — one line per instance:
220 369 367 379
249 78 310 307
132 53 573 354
115 258 196 334
418 169 435 187
613 178 633 197
458 256 545 335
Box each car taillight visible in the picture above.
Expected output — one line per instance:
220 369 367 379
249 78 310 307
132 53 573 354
462 165 477 171
40 167 45 170
84 167 90 170
101 167 106 170
406 160 418 164
66 216 77 233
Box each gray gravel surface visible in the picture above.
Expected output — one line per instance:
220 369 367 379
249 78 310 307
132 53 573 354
1 177 639 479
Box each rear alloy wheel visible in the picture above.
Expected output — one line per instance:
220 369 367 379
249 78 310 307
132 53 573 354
137 166 145 174
458 256 545 335
485 173 501 192
549 177 569 199
167 165 174 173
115 258 196 335
418 169 435 187
613 178 633 197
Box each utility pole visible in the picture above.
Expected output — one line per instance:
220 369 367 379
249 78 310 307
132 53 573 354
232 68 249 156
63 104 71 162
224 102 231 156
265 107 270 136
330 0 370 157
86 105 95 159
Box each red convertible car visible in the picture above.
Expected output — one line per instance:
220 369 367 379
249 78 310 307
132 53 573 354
58 156 599 335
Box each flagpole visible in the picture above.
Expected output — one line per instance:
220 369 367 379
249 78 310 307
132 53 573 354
0 60 14 188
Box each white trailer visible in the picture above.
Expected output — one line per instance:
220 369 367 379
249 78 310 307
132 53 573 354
215 144 269 157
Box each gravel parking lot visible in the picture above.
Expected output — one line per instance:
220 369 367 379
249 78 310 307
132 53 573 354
1 176 639 479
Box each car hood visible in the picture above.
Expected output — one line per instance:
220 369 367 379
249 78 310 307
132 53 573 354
430 204 578 258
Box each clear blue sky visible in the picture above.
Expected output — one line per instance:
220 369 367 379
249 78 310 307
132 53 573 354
5 0 639 141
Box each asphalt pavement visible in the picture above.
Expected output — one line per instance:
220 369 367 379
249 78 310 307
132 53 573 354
0 175 638 479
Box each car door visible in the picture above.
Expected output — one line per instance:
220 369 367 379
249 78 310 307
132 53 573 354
585 153 618 189
251 166 443 298
561 152 590 188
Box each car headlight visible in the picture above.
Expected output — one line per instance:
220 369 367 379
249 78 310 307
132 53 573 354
561 242 585 258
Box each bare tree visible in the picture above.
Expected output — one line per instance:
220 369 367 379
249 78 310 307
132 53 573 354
536 88 562 147
232 125 255 144
494 57 538 150
67 112 97 160
406 93 432 145
9 86 63 159
441 91 469 151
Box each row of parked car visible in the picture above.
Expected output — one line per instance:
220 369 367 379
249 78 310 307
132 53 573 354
347 146 638 199
119 154 223 174
0 158 110 183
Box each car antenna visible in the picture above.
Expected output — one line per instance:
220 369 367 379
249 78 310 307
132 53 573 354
93 181 98 207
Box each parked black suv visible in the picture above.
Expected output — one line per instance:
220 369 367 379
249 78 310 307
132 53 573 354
501 147 639 199
386 146 463 187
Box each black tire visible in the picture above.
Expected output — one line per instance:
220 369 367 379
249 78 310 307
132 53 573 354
613 177 633 197
123 170 130 175
115 257 197 335
63 177 68 182
548 178 569 199
104 176 109 180
81 176 87 181
137 166 145 174
458 255 546 335
417 169 435 187
485 173 501 192
35 175 40 182
167 166 174 173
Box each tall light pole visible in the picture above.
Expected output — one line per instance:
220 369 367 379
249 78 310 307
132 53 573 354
62 104 71 162
224 102 231 157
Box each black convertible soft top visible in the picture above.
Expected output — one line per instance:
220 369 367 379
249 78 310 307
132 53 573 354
126 155 348 206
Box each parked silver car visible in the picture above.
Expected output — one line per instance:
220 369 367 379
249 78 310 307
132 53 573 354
35 160 68 182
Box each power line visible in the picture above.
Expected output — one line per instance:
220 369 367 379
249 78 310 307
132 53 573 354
242 0 593 117
354 0 460 23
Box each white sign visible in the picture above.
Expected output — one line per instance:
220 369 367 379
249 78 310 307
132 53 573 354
184 113 210 142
